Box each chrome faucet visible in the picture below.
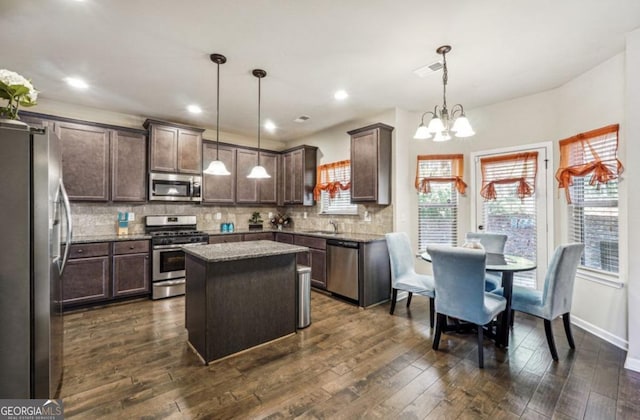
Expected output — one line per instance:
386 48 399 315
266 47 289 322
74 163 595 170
328 219 338 233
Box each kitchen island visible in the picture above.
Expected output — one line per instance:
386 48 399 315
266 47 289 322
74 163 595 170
183 240 308 364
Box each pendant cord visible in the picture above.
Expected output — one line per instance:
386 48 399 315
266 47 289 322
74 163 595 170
442 50 448 111
215 61 220 160
257 76 261 165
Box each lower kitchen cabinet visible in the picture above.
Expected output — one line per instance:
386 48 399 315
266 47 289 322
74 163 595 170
208 234 243 244
112 240 150 297
243 232 275 241
293 235 327 289
62 240 150 309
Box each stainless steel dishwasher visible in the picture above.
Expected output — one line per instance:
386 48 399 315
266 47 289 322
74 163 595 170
326 239 359 301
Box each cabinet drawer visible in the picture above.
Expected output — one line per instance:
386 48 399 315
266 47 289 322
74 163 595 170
243 232 274 241
275 233 294 244
113 240 149 255
67 243 110 259
209 234 243 244
294 235 326 250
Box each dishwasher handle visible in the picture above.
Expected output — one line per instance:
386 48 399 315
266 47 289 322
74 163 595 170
327 239 359 248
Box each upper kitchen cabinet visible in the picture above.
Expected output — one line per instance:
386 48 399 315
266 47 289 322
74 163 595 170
348 123 393 205
202 141 236 204
236 148 278 204
144 119 204 174
281 145 317 206
55 121 111 201
111 131 147 202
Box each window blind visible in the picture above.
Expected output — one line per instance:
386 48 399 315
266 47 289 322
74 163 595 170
480 154 539 288
417 156 462 250
316 160 358 215
561 125 622 274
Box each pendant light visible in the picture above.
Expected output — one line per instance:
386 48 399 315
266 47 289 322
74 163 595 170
247 68 271 179
203 53 231 175
414 45 474 141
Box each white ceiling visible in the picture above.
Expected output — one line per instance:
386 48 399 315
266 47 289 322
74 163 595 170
2 0 640 142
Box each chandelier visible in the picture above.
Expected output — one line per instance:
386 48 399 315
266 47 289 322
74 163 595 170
414 45 474 141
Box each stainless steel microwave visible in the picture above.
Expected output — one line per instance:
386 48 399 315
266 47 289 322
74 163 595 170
149 172 202 202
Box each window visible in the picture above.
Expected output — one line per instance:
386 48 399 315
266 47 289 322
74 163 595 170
314 160 358 215
416 154 466 251
556 124 623 275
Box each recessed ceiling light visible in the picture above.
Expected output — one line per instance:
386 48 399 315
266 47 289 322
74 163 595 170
334 90 348 100
264 120 276 132
187 104 202 114
294 115 311 123
65 77 88 89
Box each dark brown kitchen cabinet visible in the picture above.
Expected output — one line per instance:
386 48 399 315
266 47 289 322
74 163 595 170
112 240 150 297
281 145 317 206
294 235 327 289
243 232 274 241
62 240 150 309
111 131 147 201
144 119 204 174
202 141 236 204
55 121 111 201
235 148 279 204
208 234 243 244
348 123 393 205
62 243 110 306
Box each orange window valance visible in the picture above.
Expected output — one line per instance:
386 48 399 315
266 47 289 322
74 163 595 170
480 152 538 200
415 154 467 195
555 124 623 204
313 159 351 200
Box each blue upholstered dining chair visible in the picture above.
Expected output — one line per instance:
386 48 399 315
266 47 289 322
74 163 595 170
427 245 507 368
465 232 508 292
385 232 435 328
510 243 584 361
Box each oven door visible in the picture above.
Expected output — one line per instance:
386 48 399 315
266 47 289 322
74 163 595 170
152 244 187 281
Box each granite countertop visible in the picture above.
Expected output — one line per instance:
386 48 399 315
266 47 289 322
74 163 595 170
70 233 152 244
183 240 308 262
205 228 385 243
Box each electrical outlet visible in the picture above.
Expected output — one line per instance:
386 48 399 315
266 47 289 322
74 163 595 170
215 212 222 220
364 211 372 222
303 212 307 219
127 212 135 221
268 212 273 219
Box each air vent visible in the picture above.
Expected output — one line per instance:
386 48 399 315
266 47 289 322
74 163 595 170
294 115 311 123
413 61 443 78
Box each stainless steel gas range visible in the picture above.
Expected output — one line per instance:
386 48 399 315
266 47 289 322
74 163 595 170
146 215 209 299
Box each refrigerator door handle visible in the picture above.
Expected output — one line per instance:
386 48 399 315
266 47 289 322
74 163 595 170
59 180 73 275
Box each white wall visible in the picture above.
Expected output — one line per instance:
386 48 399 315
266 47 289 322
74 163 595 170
624 28 640 371
33 98 286 151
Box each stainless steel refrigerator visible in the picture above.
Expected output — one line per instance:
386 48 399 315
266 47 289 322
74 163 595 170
0 121 72 398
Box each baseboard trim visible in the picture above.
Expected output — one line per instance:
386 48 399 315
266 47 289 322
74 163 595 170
624 356 640 372
571 315 628 350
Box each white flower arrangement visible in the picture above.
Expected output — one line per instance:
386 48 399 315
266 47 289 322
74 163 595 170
0 69 38 120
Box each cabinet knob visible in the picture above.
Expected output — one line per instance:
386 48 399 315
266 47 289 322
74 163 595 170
77 249 83 253
129 246 135 249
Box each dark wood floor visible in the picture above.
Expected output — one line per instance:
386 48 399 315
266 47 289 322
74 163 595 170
61 292 639 419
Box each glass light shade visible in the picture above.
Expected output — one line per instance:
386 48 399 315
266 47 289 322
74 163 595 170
432 131 452 142
203 160 231 175
413 123 431 140
427 116 445 133
451 116 475 137
247 165 271 179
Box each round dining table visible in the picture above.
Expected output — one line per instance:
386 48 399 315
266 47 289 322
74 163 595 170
420 251 536 347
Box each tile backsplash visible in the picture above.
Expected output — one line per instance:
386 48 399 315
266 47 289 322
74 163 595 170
70 202 393 237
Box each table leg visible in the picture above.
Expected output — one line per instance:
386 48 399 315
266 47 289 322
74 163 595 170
497 271 514 347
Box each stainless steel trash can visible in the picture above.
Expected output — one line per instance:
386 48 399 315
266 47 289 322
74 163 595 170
297 265 312 328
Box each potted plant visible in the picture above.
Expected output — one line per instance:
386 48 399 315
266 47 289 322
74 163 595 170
0 69 38 124
248 211 263 230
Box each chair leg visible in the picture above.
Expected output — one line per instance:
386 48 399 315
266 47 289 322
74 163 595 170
406 292 413 308
429 297 434 328
389 289 398 314
477 325 484 369
510 310 514 327
544 319 559 361
563 312 575 349
433 313 445 350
